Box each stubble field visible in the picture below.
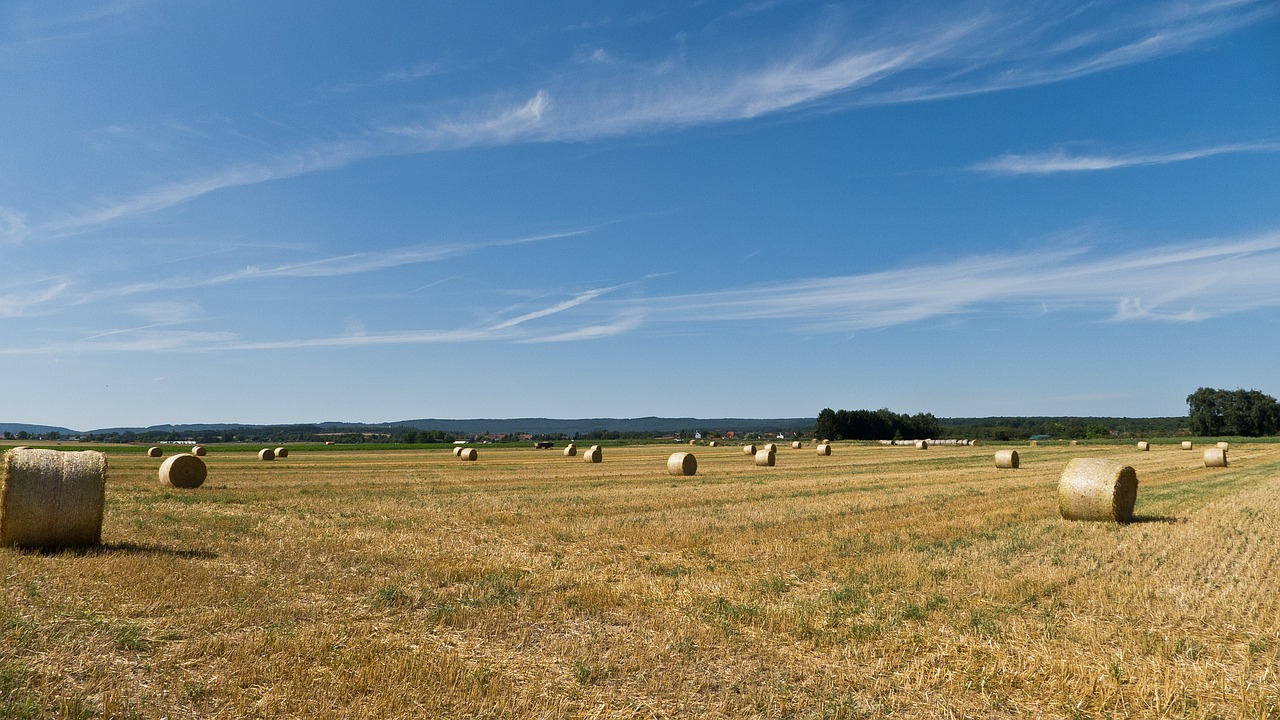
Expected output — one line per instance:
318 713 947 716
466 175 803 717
3 440 1279 719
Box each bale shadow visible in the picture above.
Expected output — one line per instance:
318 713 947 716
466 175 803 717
1128 514 1183 525
13 542 218 559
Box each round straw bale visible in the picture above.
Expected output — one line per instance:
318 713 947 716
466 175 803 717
1029 440 1038 447
667 452 697 476
1069 440 1078 447
754 449 775 467
191 445 207 456
1181 441 1193 450
791 441 802 449
763 443 778 454
325 441 335 445
708 441 718 447
970 439 982 447
584 446 602 463
816 443 831 456
453 446 464 456
689 439 697 445
915 440 929 450
1058 458 1138 523
159 454 207 489
147 446 163 458
994 449 1019 469
1203 448 1228 468
743 444 756 455
2 448 107 548
274 447 288 458
1137 441 1150 451
460 448 477 461
564 444 577 457
258 448 275 461
1217 441 1230 450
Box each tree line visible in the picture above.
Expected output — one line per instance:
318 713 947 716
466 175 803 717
815 408 941 441
1186 387 1280 437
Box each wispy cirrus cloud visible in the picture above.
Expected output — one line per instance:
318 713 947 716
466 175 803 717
973 141 1280 174
0 280 69 318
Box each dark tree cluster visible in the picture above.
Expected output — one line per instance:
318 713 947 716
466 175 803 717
815 408 940 441
1187 387 1280 437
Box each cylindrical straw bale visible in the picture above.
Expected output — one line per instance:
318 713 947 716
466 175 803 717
274 447 289 458
816 443 831 456
453 446 464 456
915 440 929 450
584 446 602 463
708 441 717 447
1203 448 1228 468
460 448 477 461
754 449 775 467
2 448 107 548
667 452 697 476
191 445 207 456
763 443 778 454
563 444 577 457
1181 441 1193 450
1217 441 1230 450
994 449 1019 469
159 454 207 489
1069 440 1078 447
147 446 163 458
791 441 802 449
1058 458 1138 523
970 439 982 447
1029 440 1038 447
258 448 275 461
1137 441 1150 451
743 444 756 455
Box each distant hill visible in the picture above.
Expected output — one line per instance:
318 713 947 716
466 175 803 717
77 417 817 437
0 423 77 436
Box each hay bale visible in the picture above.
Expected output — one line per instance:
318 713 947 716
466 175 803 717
791 441 802 449
994 449 1019 469
743 444 756 455
159 454 207 489
460 448 477 461
274 447 289 458
147 446 163 458
1217 441 1230 450
1181 441 1193 450
1137 441 1150 451
915 440 929 450
708 441 718 447
816 443 831 456
564 444 577 457
1029 440 1038 447
1069 440 1078 447
191 445 207 456
584 446 602 463
1203 448 1228 468
689 439 697 446
763 443 778 454
754 449 775 467
667 452 697 476
258 448 275 461
453 446 464 456
1 448 107 548
325 441 335 445
1058 458 1138 523
970 439 982 447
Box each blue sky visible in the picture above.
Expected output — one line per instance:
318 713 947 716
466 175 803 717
2 1 1278 429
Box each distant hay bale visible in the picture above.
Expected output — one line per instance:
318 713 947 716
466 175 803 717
453 446 464 456
191 445 207 456
994 449 1019 469
1029 440 1038 447
879 440 892 446
689 439 697 446
147 447 163 458
460 448 477 461
970 439 982 447
667 452 697 476
762 443 778 454
1137 441 1150 451
1058 458 1138 523
274 447 289 458
258 448 275 461
325 441 335 445
708 441 718 447
791 441 802 449
1069 440 1078 447
1181 441 1193 450
1203 448 1228 468
159 454 207 489
915 440 928 450
754 449 775 467
1217 441 1230 450
816 443 831 456
742 444 756 455
584 446 602 463
2 448 107 548
564 444 577 457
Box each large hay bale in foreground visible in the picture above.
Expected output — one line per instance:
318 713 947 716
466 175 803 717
460 448 477 461
667 452 697 476
816 443 831 456
147 447 163 458
1181 441 1193 450
159 454 207 489
742 444 756 455
274 447 289 458
258 448 275 461
754 449 775 467
584 446 602 463
191 445 207 456
2 448 107 548
1203 448 1228 468
563 444 577 457
1137 441 1150 451
994 449 1019 469
1058 458 1138 523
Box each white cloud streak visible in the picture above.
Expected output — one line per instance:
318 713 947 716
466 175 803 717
973 141 1280 174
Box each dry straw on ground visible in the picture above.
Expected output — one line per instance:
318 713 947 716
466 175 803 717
1204 447 1228 468
1 448 106 548
995 449 1020 469
191 445 207 456
754 449 776 467
816 443 831 456
158 453 207 489
147 447 163 458
460 448 478 461
1058 458 1138 523
666 452 697 476
258 448 275 461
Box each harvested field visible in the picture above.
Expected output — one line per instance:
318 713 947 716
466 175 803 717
2 441 1279 718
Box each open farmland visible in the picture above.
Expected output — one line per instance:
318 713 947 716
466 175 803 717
3 441 1280 719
